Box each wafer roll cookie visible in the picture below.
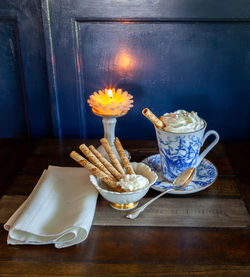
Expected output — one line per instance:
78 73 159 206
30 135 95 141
70 151 121 191
89 145 123 180
100 138 125 176
114 137 135 175
142 108 165 129
79 144 115 180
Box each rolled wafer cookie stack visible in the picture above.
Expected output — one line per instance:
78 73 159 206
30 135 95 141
70 151 120 191
79 144 115 180
88 145 123 181
70 137 136 192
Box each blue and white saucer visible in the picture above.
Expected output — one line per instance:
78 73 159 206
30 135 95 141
142 154 218 194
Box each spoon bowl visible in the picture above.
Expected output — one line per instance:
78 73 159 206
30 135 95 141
172 167 195 188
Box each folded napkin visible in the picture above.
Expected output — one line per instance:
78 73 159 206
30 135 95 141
4 166 98 248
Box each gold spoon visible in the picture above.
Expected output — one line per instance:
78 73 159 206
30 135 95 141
126 167 195 219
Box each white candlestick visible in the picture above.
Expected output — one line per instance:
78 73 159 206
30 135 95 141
95 115 130 161
103 117 116 147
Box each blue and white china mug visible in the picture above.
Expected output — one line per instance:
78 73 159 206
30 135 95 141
155 121 219 182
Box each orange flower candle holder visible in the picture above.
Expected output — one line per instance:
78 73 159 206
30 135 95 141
87 88 133 160
88 88 133 116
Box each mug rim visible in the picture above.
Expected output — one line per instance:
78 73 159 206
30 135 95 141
155 119 207 135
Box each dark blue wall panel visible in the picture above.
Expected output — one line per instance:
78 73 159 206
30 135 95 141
0 20 28 137
42 0 249 141
0 0 52 138
78 22 250 140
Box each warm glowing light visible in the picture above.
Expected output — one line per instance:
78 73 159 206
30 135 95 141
115 50 136 71
107 89 113 98
88 88 133 116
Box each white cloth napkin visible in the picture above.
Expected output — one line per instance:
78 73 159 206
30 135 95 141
4 166 98 248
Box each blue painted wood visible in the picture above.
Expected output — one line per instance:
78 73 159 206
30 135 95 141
80 21 250 141
0 0 52 138
0 19 28 137
42 0 250 140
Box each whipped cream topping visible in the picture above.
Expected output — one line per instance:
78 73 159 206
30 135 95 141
117 174 149 192
161 110 204 133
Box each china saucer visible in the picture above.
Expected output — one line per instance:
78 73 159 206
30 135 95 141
142 154 218 194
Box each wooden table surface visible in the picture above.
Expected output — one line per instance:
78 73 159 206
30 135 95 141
0 139 249 276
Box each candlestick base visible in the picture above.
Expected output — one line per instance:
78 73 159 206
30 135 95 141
93 112 131 161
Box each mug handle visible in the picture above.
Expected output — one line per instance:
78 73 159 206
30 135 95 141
196 130 220 167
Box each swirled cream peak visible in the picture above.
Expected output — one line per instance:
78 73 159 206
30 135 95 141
161 110 204 133
117 174 149 192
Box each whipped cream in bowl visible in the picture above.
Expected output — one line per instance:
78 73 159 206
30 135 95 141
89 162 157 210
117 174 149 192
160 110 205 133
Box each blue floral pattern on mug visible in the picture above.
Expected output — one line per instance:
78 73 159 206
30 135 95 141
156 129 202 180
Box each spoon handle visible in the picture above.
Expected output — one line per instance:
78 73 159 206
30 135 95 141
126 188 173 219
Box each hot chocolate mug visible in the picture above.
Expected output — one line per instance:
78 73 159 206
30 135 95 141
155 120 219 182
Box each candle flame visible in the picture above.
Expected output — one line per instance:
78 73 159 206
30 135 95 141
108 89 113 98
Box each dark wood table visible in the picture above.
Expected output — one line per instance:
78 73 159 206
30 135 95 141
0 139 249 276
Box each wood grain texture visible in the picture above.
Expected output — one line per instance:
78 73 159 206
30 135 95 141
0 139 38 197
0 261 250 277
93 197 250 228
224 142 250 211
1 225 250 271
0 195 26 223
2 195 249 227
0 139 249 276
